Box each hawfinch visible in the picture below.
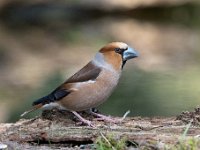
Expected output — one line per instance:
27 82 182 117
21 42 138 126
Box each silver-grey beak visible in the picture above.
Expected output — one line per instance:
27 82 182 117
123 47 139 61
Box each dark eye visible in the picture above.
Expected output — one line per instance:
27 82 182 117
115 48 122 53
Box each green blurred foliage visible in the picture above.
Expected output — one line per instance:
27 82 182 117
100 67 200 117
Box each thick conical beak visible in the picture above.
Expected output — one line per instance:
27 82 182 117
123 47 139 61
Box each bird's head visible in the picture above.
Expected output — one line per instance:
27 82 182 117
98 42 138 71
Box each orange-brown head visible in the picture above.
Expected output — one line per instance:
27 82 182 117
98 42 138 71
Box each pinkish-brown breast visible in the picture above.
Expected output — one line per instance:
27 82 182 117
58 68 121 111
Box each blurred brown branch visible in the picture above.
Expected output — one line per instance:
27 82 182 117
0 0 198 28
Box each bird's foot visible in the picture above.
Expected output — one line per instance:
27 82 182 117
90 111 122 123
71 111 94 127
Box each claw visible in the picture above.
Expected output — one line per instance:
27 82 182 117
71 111 95 127
90 110 122 123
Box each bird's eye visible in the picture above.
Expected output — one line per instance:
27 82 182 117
115 48 122 53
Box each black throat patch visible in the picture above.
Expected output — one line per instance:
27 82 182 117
122 60 127 69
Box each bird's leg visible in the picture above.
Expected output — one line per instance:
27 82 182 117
71 111 94 127
89 108 122 123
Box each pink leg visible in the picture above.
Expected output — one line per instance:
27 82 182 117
89 111 122 123
71 111 94 127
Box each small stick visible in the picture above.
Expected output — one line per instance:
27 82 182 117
100 132 116 150
120 110 130 121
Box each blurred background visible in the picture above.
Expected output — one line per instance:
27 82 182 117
0 0 200 123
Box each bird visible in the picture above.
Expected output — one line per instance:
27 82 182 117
21 42 138 126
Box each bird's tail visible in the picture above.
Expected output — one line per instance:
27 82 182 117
20 90 68 117
20 95 51 117
20 103 43 117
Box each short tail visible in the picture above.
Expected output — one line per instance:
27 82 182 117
20 103 43 117
20 95 53 117
21 89 69 117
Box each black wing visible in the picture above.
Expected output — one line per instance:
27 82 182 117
32 89 70 106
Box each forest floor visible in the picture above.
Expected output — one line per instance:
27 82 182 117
1 108 200 150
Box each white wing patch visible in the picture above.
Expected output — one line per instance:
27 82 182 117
87 80 96 84
74 80 96 89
